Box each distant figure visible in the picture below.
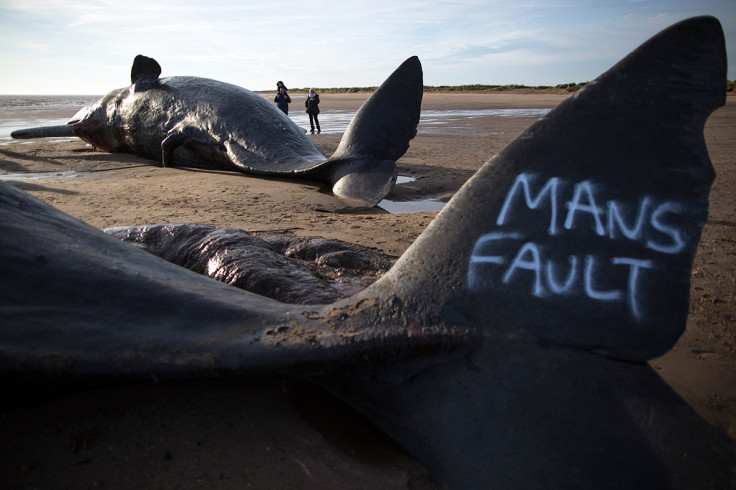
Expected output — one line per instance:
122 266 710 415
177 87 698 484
274 86 291 115
276 80 287 93
305 88 321 133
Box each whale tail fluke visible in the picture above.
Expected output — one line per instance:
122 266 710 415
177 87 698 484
330 56 422 165
322 56 423 207
317 16 732 488
358 15 727 361
321 18 732 489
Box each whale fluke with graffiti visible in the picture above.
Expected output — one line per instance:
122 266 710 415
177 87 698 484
1 16 733 489
10 55 423 207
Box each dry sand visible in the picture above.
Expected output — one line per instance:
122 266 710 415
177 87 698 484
0 92 733 488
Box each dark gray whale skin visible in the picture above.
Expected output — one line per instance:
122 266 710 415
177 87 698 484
1 17 734 490
10 55 423 207
103 224 390 304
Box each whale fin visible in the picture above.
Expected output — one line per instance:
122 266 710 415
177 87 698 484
355 15 727 361
131 54 162 89
320 56 423 206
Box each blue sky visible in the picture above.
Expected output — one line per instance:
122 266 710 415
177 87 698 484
0 0 733 94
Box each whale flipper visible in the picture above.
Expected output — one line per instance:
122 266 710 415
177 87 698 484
0 16 733 489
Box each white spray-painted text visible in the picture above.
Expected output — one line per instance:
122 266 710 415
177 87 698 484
468 172 692 321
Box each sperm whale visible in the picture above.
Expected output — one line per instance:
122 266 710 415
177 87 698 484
11 55 423 207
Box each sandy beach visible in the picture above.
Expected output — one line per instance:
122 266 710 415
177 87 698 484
1 92 734 488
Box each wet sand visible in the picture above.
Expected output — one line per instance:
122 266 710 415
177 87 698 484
0 92 734 488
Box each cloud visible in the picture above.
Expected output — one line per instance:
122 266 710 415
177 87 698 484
1 0 734 93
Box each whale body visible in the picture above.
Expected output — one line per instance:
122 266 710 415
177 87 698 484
11 55 423 207
1 16 733 489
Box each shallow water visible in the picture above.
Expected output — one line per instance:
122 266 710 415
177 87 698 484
379 198 447 214
380 175 447 214
0 170 84 181
289 109 356 134
291 107 550 137
418 108 549 137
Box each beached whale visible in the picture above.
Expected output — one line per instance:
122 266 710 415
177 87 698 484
10 55 423 207
1 16 733 489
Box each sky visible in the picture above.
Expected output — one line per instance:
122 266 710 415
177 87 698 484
0 0 734 94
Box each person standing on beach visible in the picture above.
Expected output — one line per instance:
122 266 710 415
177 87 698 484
305 88 321 133
274 86 291 115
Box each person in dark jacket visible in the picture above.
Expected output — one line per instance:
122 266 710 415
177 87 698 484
274 86 291 115
305 88 321 133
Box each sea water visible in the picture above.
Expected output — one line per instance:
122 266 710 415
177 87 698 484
0 95 101 145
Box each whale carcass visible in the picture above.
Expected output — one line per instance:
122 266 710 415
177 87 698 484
11 55 423 207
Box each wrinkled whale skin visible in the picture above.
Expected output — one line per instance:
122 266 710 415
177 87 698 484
1 16 734 490
103 224 390 304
